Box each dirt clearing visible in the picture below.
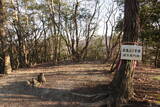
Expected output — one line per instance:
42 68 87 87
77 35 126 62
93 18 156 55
0 62 160 107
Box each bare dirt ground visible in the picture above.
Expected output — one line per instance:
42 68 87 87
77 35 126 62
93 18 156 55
0 62 160 107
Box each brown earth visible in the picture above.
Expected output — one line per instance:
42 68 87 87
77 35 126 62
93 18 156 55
0 62 160 107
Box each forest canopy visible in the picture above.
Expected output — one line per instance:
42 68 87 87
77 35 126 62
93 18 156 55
0 0 160 72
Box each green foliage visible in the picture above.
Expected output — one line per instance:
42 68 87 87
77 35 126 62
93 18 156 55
140 1 160 44
86 36 105 60
3 0 106 68
115 0 160 46
115 0 160 66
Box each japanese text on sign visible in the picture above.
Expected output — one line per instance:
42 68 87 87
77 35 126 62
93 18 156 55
121 45 142 60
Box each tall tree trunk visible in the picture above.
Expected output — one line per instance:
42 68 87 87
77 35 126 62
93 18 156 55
4 54 12 74
155 46 160 68
0 0 12 74
110 0 140 105
14 20 27 68
0 0 5 73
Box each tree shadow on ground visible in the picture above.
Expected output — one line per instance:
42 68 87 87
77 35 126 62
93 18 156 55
0 80 110 107
0 66 160 107
135 72 160 76
20 61 110 70
0 80 159 107
10 69 112 81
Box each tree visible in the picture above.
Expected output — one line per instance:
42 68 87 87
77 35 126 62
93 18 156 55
60 0 100 61
0 0 12 74
140 0 160 67
3 0 103 67
0 0 5 73
115 0 160 67
102 0 122 63
108 0 140 106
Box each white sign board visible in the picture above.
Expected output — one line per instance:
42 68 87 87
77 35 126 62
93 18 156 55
121 45 142 60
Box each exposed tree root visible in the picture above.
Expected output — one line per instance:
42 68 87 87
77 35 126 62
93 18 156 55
78 95 116 107
71 91 138 107
71 91 119 107
71 92 110 99
76 92 159 107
